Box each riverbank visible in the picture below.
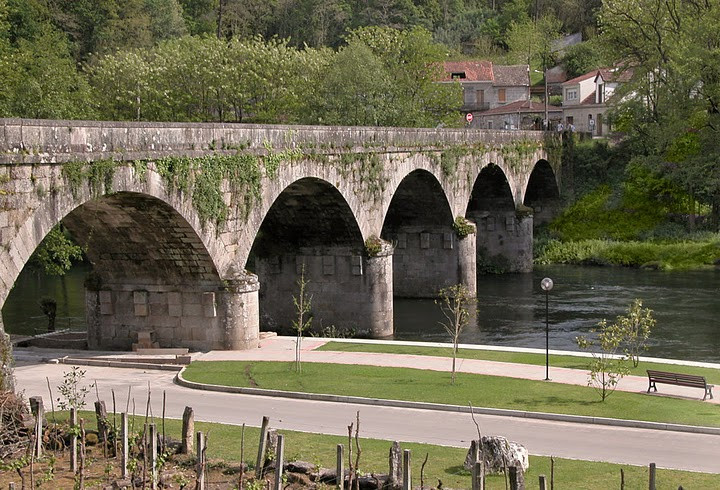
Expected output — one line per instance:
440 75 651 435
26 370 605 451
535 235 720 270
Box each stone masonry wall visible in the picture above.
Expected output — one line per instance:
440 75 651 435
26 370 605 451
87 284 224 351
255 246 393 337
385 225 459 298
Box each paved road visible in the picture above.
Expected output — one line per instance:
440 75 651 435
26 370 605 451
14 360 720 473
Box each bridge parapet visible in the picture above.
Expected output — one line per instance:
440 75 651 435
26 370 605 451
0 118 549 164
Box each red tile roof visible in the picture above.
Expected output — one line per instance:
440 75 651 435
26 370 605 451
442 61 530 86
443 61 494 82
493 65 530 86
562 70 599 85
564 66 635 86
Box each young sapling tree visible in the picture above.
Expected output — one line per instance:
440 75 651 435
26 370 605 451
293 263 312 373
436 284 473 385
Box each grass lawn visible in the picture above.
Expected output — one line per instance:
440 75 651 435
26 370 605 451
68 412 719 489
316 341 720 385
183 361 720 428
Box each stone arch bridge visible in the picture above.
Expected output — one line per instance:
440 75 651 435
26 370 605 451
0 119 561 351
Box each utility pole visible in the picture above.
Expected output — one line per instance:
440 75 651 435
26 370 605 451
544 64 549 130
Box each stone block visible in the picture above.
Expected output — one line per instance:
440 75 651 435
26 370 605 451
322 256 335 275
149 292 166 305
167 292 182 305
134 303 148 316
420 232 430 249
133 290 148 304
191 327 207 341
443 232 454 250
268 256 281 274
396 233 407 249
182 292 201 304
182 303 203 317
100 302 113 316
202 292 216 318
168 303 183 317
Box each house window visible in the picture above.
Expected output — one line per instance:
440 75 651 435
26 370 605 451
476 89 485 105
451 72 466 79
566 116 574 125
597 83 605 103
565 88 578 101
498 88 506 102
487 121 493 129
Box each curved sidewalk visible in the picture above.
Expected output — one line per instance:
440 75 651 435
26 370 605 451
195 335 719 406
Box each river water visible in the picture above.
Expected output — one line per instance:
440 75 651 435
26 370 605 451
4 264 720 362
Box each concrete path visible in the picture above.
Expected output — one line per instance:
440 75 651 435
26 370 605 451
196 336 718 404
13 361 720 474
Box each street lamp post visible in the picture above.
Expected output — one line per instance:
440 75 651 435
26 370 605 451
540 277 554 380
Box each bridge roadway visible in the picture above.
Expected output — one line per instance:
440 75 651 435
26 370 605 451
14 356 720 474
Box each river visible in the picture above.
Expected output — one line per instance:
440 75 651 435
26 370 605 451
4 263 720 362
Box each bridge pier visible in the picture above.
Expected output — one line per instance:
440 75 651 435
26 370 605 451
85 279 233 351
467 209 533 274
254 244 393 338
457 227 477 296
221 268 260 350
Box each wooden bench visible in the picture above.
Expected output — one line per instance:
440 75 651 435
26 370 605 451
646 370 714 401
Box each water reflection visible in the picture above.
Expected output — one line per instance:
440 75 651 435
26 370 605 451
395 265 720 363
2 263 90 336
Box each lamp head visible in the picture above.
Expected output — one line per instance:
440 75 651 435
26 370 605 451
540 277 554 292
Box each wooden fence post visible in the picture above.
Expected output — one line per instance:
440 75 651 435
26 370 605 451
402 449 411 490
29 396 43 458
273 434 285 490
509 466 525 490
255 416 270 478
472 461 485 490
196 431 206 490
148 423 158 490
649 463 656 490
121 413 129 479
181 406 194 454
70 408 78 472
336 444 344 490
539 474 547 490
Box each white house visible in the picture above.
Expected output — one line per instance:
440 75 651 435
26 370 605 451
561 67 633 135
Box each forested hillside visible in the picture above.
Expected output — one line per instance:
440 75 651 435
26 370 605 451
4 0 720 265
0 0 602 124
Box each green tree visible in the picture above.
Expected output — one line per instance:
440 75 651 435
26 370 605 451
28 226 84 276
178 0 217 35
600 0 720 228
576 317 630 401
504 13 561 67
307 41 393 126
292 263 312 373
436 284 473 385
617 299 655 368
145 0 188 42
339 26 462 127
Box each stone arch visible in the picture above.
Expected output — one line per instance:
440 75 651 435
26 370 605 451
466 163 533 273
524 159 561 226
234 163 371 268
0 166 239 350
381 169 457 297
246 176 391 337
